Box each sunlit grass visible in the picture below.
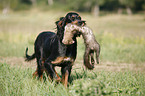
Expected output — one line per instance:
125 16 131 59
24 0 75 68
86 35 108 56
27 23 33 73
0 63 69 96
0 63 144 96
83 14 145 37
0 12 145 64
77 32 145 64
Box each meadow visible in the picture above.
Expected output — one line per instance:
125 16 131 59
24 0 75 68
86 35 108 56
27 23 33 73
0 10 145 95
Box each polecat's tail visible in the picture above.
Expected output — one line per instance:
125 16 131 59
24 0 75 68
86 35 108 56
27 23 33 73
96 45 100 64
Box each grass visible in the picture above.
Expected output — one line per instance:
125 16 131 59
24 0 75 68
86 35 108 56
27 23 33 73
77 32 145 64
0 63 69 96
0 11 145 95
0 11 145 63
0 63 144 96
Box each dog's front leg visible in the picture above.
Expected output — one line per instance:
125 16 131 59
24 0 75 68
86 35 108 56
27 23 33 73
61 65 72 88
52 66 61 82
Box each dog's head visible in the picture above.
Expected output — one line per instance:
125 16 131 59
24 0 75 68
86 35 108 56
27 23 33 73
56 12 86 45
64 12 86 26
56 12 85 30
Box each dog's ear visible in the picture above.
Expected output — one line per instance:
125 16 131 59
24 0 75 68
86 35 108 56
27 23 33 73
58 20 63 28
61 13 72 28
55 21 59 25
57 17 68 30
55 17 64 25
55 17 65 31
61 17 67 28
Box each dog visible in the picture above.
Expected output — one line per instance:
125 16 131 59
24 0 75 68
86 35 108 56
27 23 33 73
25 12 85 87
63 24 100 70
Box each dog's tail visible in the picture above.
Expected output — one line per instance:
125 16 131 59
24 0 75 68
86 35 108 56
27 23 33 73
83 51 94 70
25 47 35 61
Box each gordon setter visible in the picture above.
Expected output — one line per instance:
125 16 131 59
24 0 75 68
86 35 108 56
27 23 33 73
25 12 85 87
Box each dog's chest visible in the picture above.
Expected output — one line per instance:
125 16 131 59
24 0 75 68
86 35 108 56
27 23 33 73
51 56 74 66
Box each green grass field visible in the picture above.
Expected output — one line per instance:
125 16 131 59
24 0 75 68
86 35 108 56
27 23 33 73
0 11 145 95
0 63 145 96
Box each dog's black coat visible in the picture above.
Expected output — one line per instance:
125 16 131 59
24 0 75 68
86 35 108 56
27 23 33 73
25 12 84 87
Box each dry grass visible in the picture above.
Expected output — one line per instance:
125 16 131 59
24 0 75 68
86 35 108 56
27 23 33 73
0 11 145 64
1 57 145 73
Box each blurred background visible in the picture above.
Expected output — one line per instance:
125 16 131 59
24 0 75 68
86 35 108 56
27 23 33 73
0 0 145 16
0 0 145 66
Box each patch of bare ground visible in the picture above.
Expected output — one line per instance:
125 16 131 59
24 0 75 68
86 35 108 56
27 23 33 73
0 57 36 69
74 60 145 73
0 57 145 73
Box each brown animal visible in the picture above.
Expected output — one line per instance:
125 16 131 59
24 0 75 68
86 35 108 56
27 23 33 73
62 24 100 70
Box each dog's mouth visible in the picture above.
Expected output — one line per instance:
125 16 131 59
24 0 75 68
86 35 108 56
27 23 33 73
71 20 86 26
62 21 85 45
62 31 81 45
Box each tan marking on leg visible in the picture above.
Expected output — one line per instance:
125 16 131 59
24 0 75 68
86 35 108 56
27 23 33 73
51 57 64 64
41 59 45 69
39 59 45 81
40 74 43 81
32 68 38 79
42 60 45 65
54 69 61 82
64 71 68 88
52 66 61 82
61 71 69 88
61 74 65 84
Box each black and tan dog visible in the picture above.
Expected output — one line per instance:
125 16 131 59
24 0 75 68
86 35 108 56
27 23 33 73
63 24 100 70
25 12 85 87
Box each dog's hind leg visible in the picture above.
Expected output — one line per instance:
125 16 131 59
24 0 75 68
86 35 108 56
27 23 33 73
33 58 44 80
33 47 45 80
37 47 45 81
32 58 40 79
38 59 45 81
32 68 38 79
44 61 57 81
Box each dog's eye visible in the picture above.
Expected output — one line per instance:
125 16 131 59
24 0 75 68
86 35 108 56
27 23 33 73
77 16 81 20
71 17 75 21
